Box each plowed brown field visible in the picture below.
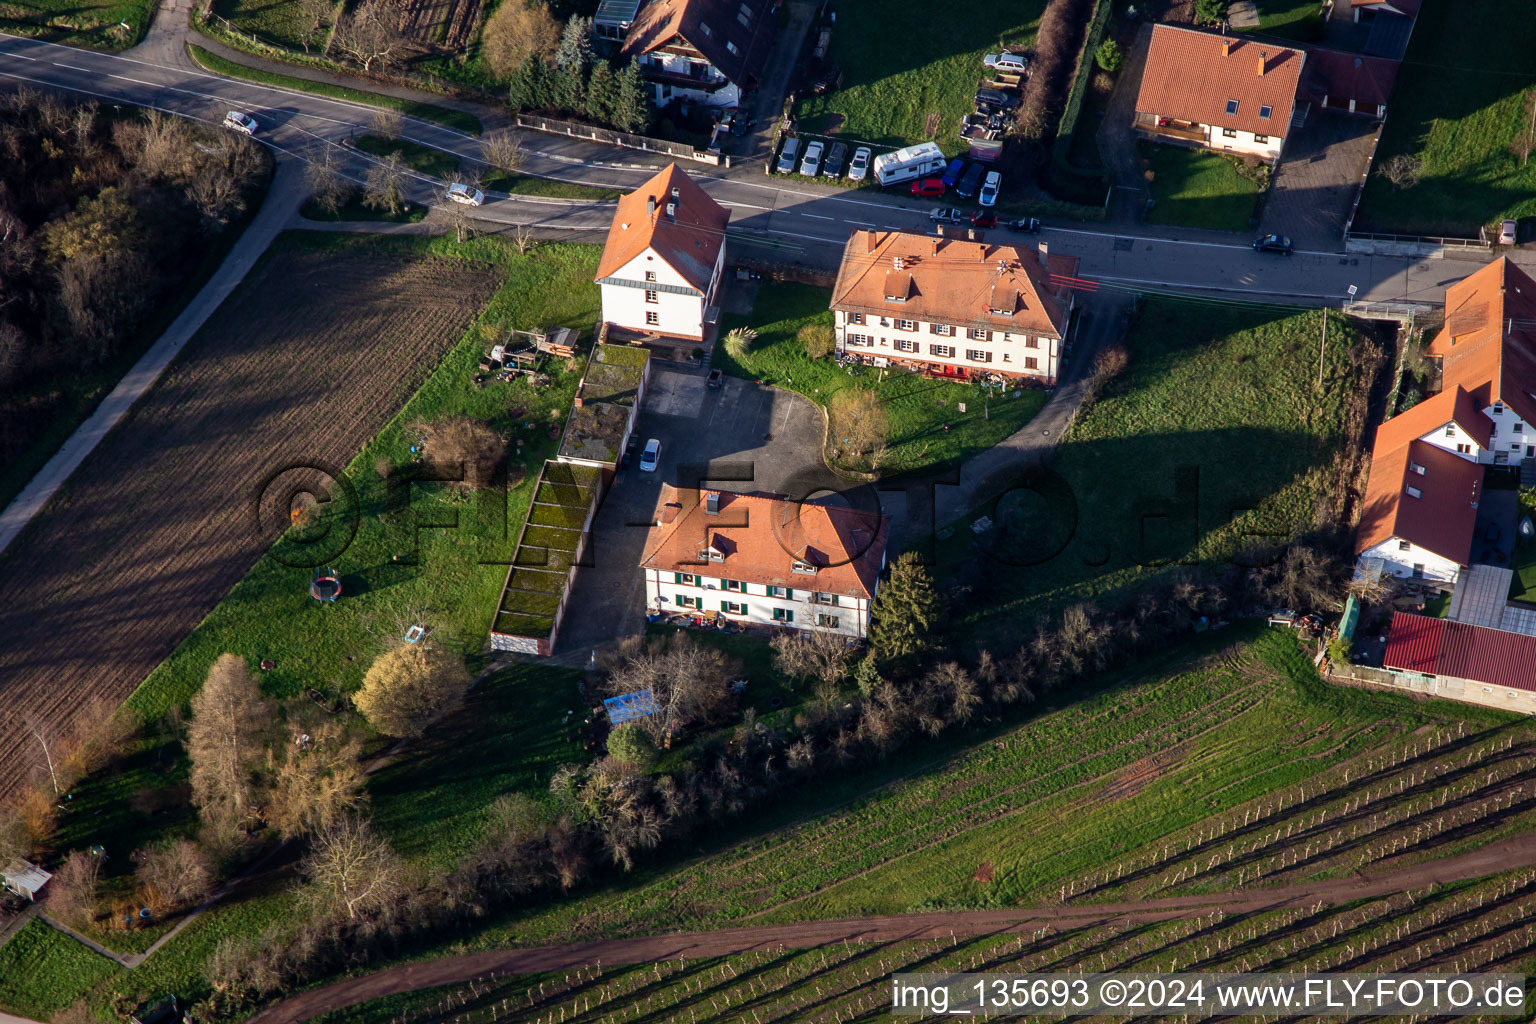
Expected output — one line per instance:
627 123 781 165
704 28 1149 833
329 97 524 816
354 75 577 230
0 238 499 793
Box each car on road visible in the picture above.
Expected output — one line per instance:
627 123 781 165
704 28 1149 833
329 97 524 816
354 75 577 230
978 169 1001 207
911 177 946 198
847 146 872 182
446 183 484 206
824 141 848 178
1008 216 1041 233
970 210 998 228
955 162 987 199
222 111 258 136
930 207 967 224
1252 233 1294 255
775 137 801 175
1499 219 1518 246
799 140 825 176
707 368 724 388
940 158 967 189
640 438 661 472
984 52 1029 72
975 88 1020 110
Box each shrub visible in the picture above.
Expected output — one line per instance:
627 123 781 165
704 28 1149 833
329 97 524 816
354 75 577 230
1094 38 1123 73
722 326 758 359
797 322 835 359
606 724 658 772
353 646 473 738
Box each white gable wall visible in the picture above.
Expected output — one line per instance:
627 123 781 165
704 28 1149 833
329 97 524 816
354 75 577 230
1357 539 1462 584
601 246 712 341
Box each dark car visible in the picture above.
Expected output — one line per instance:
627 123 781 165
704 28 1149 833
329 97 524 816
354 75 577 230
910 177 946 198
940 158 967 189
728 111 754 136
954 162 987 199
1253 233 1294 255
971 210 998 228
823 141 848 178
1009 216 1041 233
622 432 640 468
975 88 1020 110
707 368 724 388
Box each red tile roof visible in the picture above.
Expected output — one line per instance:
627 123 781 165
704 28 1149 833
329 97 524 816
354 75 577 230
831 230 1078 338
1372 385 1492 452
1135 25 1305 138
1354 439 1482 563
1429 258 1536 428
620 0 773 89
1298 48 1399 112
595 164 728 295
640 487 888 599
1384 612 1536 691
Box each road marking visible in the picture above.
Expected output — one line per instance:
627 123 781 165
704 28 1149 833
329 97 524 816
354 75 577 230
720 200 772 211
799 213 835 221
106 73 163 87
1 51 35 60
846 219 875 227
52 62 91 72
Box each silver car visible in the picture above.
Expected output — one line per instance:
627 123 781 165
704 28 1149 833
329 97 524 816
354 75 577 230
847 146 872 182
222 111 258 136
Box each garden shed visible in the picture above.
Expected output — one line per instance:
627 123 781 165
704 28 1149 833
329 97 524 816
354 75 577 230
1 859 51 900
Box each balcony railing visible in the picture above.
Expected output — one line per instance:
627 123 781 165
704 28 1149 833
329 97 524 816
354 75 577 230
1135 114 1208 143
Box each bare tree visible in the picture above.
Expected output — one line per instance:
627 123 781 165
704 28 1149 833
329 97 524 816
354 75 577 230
18 715 69 795
1511 87 1536 167
480 130 524 173
510 221 537 255
770 629 853 692
362 152 408 216
1375 153 1422 190
605 635 738 745
828 388 890 468
0 807 28 868
296 0 338 53
369 107 404 140
480 0 560 79
135 838 214 913
302 814 408 919
187 654 274 837
47 849 102 928
265 718 366 840
304 143 352 215
332 0 408 73
352 645 472 738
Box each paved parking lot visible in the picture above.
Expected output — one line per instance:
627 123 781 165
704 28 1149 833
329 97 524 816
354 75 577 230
554 368 830 658
1260 109 1380 252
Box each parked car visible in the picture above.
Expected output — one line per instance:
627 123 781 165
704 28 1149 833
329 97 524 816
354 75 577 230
955 162 987 199
707 368 724 388
971 210 998 228
799 140 825 176
446 183 484 206
824 141 848 178
978 170 1001 207
775 137 801 175
847 146 872 182
930 207 967 224
222 111 258 136
1252 233 1294 255
728 111 755 136
1008 216 1041 233
910 177 946 198
984 52 1029 72
622 433 640 469
640 438 661 472
975 88 1020 110
1499 219 1518 245
940 158 967 189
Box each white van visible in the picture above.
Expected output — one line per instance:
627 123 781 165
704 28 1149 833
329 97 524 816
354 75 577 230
872 141 947 186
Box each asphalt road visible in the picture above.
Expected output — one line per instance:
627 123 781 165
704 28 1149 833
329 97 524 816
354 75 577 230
0 31 1502 306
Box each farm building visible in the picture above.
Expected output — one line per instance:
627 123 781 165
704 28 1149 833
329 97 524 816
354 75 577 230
489 344 651 656
596 164 729 344
640 486 889 637
1381 612 1536 714
1 859 51 900
830 230 1078 384
619 0 775 108
1133 25 1306 163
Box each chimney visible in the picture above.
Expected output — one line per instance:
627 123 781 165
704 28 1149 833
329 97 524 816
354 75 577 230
978 245 986 263
647 196 656 215
1038 240 1049 268
931 237 941 256
705 492 720 515
865 231 879 253
1258 50 1267 76
666 202 676 220
1222 37 1231 57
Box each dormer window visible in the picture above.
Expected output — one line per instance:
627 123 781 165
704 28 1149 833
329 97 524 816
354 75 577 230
1225 99 1239 115
1406 486 1423 499
791 560 817 575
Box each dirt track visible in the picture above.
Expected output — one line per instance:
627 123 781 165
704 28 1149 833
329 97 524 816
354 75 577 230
250 831 1536 1023
0 238 497 792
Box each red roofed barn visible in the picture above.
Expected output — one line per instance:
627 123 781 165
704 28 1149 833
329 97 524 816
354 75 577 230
1383 611 1536 714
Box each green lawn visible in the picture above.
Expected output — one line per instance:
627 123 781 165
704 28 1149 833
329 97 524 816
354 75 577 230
934 298 1365 645
300 193 430 223
353 134 623 200
185 44 483 136
0 919 120 1016
1240 0 1325 41
1355 1 1536 236
0 0 151 47
1509 545 1536 607
1142 142 1263 231
125 235 601 720
208 0 316 50
793 0 1046 150
716 283 1049 474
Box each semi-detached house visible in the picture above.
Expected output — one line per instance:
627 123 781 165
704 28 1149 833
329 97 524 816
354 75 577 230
830 229 1079 385
619 0 774 109
641 486 889 637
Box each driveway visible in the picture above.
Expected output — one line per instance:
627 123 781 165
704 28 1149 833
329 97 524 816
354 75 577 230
554 369 827 657
1260 108 1381 252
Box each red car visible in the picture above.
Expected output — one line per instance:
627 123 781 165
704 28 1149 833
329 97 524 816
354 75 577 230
910 177 945 198
970 210 998 228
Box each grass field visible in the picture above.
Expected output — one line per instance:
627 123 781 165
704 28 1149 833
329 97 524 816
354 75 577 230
715 283 1049 474
123 236 599 720
1354 1 1536 236
1240 0 1325 41
1142 143 1263 231
352 135 623 200
932 297 1368 644
186 44 483 135
0 919 120 1015
0 0 150 47
793 0 1046 150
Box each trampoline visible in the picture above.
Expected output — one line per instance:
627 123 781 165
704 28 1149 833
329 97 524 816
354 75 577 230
310 567 342 603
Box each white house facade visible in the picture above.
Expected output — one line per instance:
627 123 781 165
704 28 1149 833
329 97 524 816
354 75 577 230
1356 537 1463 584
644 567 873 636
600 243 725 342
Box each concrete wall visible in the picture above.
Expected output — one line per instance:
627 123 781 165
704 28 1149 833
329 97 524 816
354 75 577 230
1380 666 1536 716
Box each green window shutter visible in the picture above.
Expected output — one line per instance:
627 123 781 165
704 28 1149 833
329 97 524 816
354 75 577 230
785 588 794 600
675 572 684 584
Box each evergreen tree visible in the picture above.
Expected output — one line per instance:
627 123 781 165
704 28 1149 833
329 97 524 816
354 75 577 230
507 57 542 111
547 63 584 115
554 15 593 74
611 59 651 133
867 551 941 669
585 61 619 127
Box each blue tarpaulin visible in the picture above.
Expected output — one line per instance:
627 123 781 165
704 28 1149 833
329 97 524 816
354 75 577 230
604 689 660 724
